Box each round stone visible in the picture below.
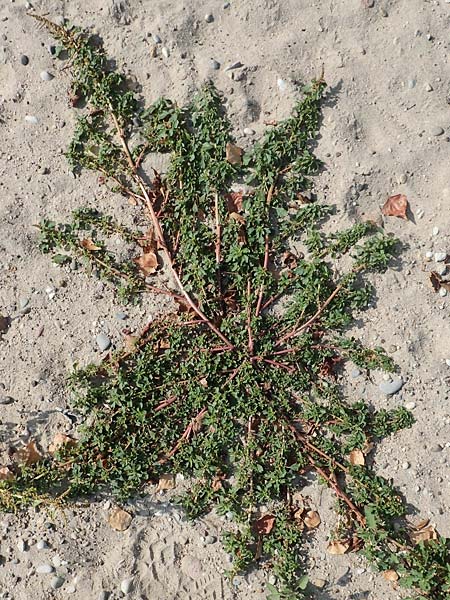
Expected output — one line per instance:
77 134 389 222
96 333 111 352
210 59 220 70
120 578 134 594
50 576 64 590
205 13 214 23
243 127 255 136
379 377 403 395
40 71 54 81
430 126 444 137
20 55 29 65
36 564 54 574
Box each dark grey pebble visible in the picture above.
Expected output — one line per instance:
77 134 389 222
431 444 442 453
96 333 111 352
98 592 110 600
0 396 14 405
152 34 162 44
205 13 214 23
20 55 29 65
50 576 65 590
210 59 221 70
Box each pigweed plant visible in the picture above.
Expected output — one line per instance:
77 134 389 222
3 15 450 599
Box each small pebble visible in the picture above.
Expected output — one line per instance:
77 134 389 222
398 173 407 184
161 47 170 59
204 535 217 544
17 539 27 552
98 593 110 600
351 368 361 378
20 54 29 65
36 540 48 550
277 77 287 92
210 59 220 70
243 127 255 136
115 312 128 321
446 358 450 367
379 377 403 395
439 287 447 297
436 264 447 276
224 61 243 71
36 564 54 574
431 444 442 453
19 297 30 310
120 578 134 595
430 126 444 137
0 396 14 405
425 83 433 92
402 462 410 470
407 79 416 89
204 13 214 23
152 34 162 44
434 252 447 262
405 401 416 410
66 585 76 594
50 576 64 590
433 226 440 236
40 71 54 81
425 251 433 259
96 333 111 352
25 115 38 124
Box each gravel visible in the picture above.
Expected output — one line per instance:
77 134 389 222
40 70 54 81
120 577 134 594
379 377 403 395
96 333 111 352
36 564 54 574
430 126 444 136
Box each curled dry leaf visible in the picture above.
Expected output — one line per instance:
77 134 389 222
225 142 243 165
254 514 276 535
382 194 408 220
0 466 14 481
225 191 244 213
303 510 321 529
157 473 175 491
410 523 438 545
327 539 350 555
348 449 365 466
48 433 76 455
382 570 399 583
134 247 158 276
430 271 450 293
80 238 101 251
108 506 133 531
12 440 42 466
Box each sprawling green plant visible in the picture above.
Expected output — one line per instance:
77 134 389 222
3 14 449 599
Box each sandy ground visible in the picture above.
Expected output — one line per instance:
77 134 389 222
0 0 450 598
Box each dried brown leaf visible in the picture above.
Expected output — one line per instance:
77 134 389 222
0 466 14 481
349 449 365 466
303 510 321 529
382 570 399 582
80 238 101 251
108 507 133 531
254 514 275 535
157 473 175 491
48 433 76 455
410 524 438 545
225 142 243 165
134 247 158 276
12 440 42 466
229 212 246 224
382 194 408 220
225 191 244 213
327 539 350 555
430 271 450 293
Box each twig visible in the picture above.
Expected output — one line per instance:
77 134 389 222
247 280 254 357
159 407 207 463
214 192 224 307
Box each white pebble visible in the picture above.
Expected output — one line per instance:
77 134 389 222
40 70 54 81
405 401 416 410
446 359 450 367
425 251 433 259
434 252 447 262
425 83 433 92
439 287 447 297
277 78 287 92
432 227 439 236
120 578 134 595
402 462 410 470
161 47 170 59
243 127 255 136
25 115 38 124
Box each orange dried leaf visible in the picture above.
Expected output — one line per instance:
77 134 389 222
157 473 175 491
13 440 42 466
108 507 133 531
383 570 399 582
48 433 76 455
349 449 365 466
303 510 321 529
254 514 275 535
134 248 158 276
80 238 101 251
0 466 14 481
382 194 408 220
327 539 350 555
225 142 243 165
